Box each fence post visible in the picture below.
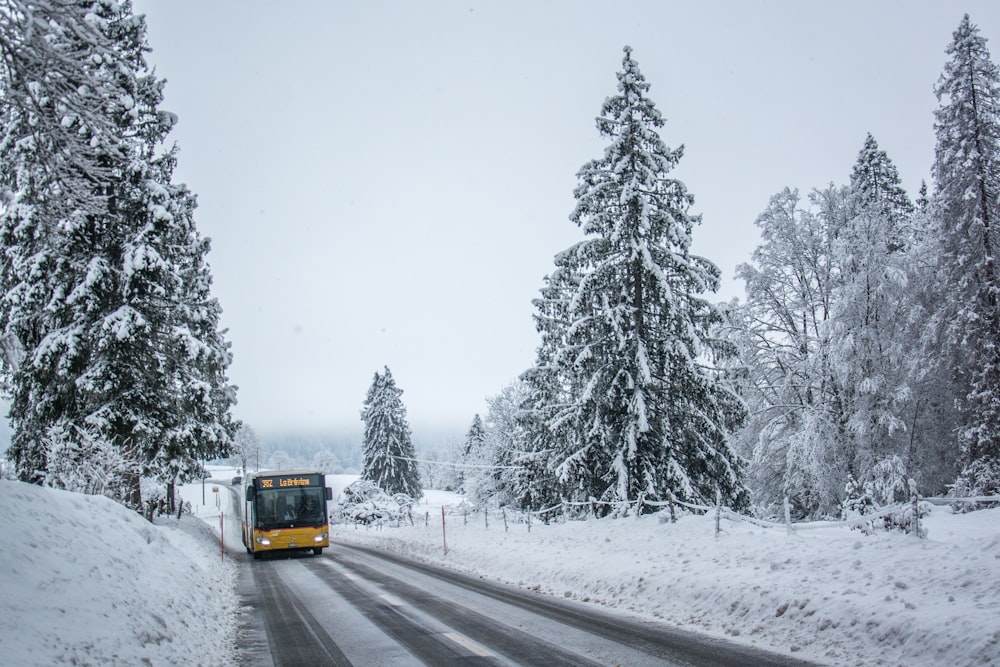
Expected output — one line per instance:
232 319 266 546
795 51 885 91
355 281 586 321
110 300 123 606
484 503 489 530
425 511 429 528
527 510 532 533
636 492 644 519
715 490 722 539
502 507 508 533
912 493 921 539
783 495 793 535
441 505 448 555
668 495 676 523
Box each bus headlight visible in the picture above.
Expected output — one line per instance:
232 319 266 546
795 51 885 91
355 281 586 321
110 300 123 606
314 533 328 542
255 537 271 546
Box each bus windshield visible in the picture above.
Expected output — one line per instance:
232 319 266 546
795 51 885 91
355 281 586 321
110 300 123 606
254 486 326 530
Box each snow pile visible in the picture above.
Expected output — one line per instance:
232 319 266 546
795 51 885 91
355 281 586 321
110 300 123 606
333 491 1000 667
0 479 238 666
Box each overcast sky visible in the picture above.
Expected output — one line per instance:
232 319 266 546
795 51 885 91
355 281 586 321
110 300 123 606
119 1 1000 440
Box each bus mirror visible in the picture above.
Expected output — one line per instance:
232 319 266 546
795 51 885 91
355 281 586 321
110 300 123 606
246 486 255 501
326 488 333 501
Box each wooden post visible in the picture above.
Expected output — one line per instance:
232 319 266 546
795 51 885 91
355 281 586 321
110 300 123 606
441 505 448 555
784 495 793 535
715 490 722 539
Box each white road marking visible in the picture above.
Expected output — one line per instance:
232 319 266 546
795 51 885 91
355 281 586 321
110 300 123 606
443 632 494 657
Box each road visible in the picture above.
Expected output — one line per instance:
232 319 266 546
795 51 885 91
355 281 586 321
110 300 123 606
235 542 820 667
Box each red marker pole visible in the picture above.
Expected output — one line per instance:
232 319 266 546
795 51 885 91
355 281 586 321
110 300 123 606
441 505 447 555
220 511 225 562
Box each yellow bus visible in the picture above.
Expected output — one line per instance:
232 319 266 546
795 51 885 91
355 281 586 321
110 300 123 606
241 470 332 558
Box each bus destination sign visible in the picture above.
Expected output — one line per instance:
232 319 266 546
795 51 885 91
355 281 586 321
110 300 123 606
257 474 319 490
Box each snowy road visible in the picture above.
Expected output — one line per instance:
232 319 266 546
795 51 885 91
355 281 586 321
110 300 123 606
238 543 819 667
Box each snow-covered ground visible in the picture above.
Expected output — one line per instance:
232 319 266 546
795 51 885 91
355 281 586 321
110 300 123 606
334 489 1000 667
0 476 241 666
1 471 998 666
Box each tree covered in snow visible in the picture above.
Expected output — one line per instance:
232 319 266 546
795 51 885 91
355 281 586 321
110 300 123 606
522 47 748 512
0 0 128 470
360 366 421 498
930 14 1000 501
0 0 126 229
0 1 236 508
729 187 846 516
828 135 916 482
312 449 342 475
456 413 485 494
230 423 260 474
475 381 531 507
42 421 140 500
730 136 930 517
458 382 537 508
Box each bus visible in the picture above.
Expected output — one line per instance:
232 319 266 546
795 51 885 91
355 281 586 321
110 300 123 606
241 470 333 558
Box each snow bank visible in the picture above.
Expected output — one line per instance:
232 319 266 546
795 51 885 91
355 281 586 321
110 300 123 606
332 493 1000 667
0 480 238 666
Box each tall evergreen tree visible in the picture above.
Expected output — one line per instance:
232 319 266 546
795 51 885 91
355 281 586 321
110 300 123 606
360 366 421 498
457 413 485 494
1 0 129 477
829 135 915 479
931 14 1000 499
525 47 748 511
1 1 236 507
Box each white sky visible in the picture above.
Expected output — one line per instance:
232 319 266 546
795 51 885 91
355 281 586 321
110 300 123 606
125 1 1000 437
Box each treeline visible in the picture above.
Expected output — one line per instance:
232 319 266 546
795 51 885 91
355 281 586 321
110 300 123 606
456 18 1000 519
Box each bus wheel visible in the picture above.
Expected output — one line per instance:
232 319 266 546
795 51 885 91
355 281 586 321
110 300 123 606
252 551 261 560
313 547 323 556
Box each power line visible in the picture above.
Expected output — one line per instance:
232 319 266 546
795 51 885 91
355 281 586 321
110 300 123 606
393 456 524 471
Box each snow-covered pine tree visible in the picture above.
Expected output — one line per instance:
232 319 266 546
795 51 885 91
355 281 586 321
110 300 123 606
516 250 579 511
528 47 748 511
456 413 486 495
931 15 1000 500
1 1 236 507
149 166 238 503
828 135 915 479
360 366 421 498
0 0 130 479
